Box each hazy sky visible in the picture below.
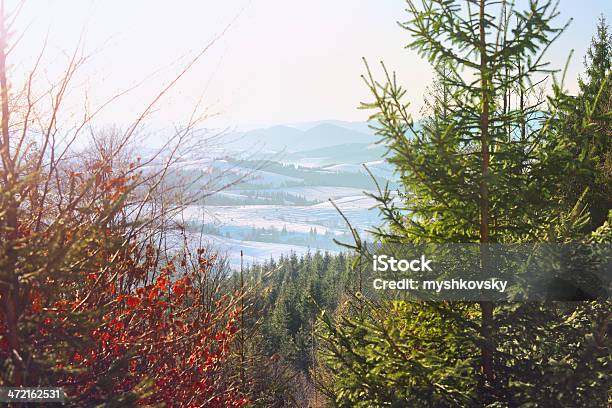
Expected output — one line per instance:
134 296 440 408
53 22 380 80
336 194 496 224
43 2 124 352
9 0 612 130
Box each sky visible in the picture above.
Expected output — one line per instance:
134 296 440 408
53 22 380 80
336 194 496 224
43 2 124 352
8 0 612 131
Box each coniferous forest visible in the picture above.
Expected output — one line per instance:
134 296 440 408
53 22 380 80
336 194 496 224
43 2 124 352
1 1 611 407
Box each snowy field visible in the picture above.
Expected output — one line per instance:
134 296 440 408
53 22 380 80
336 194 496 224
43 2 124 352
185 194 379 235
183 194 382 268
190 234 339 269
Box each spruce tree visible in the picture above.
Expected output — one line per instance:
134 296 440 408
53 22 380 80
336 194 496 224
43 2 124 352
574 15 611 229
317 1 611 406
579 15 612 100
361 0 568 389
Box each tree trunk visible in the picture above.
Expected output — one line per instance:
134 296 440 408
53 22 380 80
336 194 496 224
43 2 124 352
478 0 495 385
0 0 23 388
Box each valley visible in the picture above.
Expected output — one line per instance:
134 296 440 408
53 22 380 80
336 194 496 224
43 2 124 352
177 121 398 267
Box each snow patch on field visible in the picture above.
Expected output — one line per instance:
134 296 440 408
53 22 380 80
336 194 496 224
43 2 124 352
259 186 369 201
184 200 379 235
195 234 338 268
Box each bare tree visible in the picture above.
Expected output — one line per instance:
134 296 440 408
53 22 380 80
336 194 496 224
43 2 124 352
0 0 250 391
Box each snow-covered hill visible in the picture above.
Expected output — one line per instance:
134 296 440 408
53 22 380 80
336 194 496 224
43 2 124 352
157 121 400 268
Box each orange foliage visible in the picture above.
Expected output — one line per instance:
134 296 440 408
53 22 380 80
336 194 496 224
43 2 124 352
1 163 248 407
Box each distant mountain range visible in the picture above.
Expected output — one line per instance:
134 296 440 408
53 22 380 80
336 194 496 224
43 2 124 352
225 122 379 154
286 120 377 135
283 142 388 167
